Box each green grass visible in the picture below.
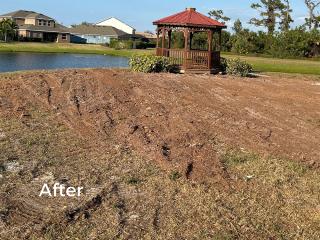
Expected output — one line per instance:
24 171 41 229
222 53 320 75
0 42 153 57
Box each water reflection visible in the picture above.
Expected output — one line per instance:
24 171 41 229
0 52 129 72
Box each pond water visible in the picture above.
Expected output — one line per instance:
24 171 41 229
0 52 129 73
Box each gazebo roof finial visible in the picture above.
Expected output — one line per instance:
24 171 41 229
186 7 196 12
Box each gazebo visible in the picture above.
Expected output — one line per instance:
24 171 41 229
153 8 227 74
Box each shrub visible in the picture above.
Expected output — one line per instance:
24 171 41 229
268 28 320 58
268 29 309 58
135 40 155 49
110 39 133 49
110 39 155 50
220 57 228 72
224 58 253 77
230 30 262 55
129 55 177 73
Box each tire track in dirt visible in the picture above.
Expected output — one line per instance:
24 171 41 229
2 69 320 182
1 69 320 238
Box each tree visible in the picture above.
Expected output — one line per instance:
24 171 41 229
249 0 286 34
304 0 320 30
279 0 294 31
232 19 243 34
0 19 18 42
70 21 93 28
208 10 230 23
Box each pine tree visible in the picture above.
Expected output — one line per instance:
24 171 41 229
279 0 294 31
208 10 230 24
249 0 285 34
304 0 320 30
232 19 243 34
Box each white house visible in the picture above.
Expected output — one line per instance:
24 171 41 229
96 17 135 35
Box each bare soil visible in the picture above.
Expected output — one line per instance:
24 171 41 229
0 69 319 239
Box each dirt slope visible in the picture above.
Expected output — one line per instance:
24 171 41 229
3 69 319 172
0 69 319 239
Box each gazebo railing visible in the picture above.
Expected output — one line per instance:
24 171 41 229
156 48 220 70
187 50 209 69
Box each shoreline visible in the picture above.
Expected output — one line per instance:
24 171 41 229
0 42 154 57
1 42 320 75
0 67 130 75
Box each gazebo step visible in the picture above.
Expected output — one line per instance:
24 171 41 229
183 68 221 74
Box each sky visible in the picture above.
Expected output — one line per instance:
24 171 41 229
1 0 312 32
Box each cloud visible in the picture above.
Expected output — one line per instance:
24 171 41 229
225 20 235 29
297 16 308 21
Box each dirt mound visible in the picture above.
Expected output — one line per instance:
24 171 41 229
1 69 320 239
1 69 319 181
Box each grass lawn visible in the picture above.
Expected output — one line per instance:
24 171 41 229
0 42 153 57
222 53 320 75
1 42 320 75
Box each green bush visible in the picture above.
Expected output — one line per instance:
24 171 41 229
268 28 320 58
224 58 253 77
230 30 264 55
135 40 152 49
110 39 155 50
129 55 177 73
110 39 133 49
220 57 228 72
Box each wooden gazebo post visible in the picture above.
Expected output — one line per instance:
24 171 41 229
183 28 190 71
156 28 160 48
161 27 166 56
168 29 172 49
219 29 222 51
208 30 213 69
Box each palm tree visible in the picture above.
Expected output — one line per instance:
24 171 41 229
0 19 18 42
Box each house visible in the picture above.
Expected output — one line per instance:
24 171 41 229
96 17 135 35
70 25 130 44
135 32 157 41
0 10 70 43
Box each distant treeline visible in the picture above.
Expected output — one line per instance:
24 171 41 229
172 0 320 58
222 26 320 58
216 0 320 58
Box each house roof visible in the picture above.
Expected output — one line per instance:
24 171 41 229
70 25 128 37
136 32 157 39
153 8 226 28
19 24 70 33
0 10 53 21
96 17 136 31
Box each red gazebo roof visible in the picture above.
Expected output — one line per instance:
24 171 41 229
153 8 226 28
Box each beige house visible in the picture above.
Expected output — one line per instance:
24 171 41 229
0 10 70 43
135 32 157 41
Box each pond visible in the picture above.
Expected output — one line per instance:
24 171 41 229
0 52 129 73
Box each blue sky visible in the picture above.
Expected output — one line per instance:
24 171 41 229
1 0 310 32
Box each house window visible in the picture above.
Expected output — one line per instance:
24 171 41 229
61 34 67 40
38 20 42 26
32 32 41 38
48 21 51 27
